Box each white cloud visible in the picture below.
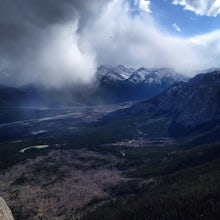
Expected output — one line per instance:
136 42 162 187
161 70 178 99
173 0 220 17
11 23 97 88
35 23 96 87
139 0 151 13
190 30 220 67
80 0 220 76
172 23 182 32
2 0 220 87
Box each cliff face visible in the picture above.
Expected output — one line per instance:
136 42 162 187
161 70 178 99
0 197 14 220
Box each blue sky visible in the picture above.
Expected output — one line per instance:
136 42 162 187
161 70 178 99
147 0 220 36
85 0 220 73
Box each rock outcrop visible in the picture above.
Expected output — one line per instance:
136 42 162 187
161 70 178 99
0 197 14 220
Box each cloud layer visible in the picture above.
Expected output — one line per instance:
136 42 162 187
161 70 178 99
80 0 220 74
0 0 107 87
80 1 194 71
139 0 151 13
0 0 220 87
172 23 182 32
173 0 220 17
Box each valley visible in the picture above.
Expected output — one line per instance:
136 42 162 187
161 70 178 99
1 1 220 219
0 69 219 220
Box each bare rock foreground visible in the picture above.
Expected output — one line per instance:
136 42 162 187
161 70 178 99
0 197 14 220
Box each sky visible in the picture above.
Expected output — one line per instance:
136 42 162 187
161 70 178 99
0 0 220 87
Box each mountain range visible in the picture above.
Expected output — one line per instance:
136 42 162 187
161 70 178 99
0 67 220 220
1 66 220 142
0 65 187 106
108 69 220 145
96 65 187 102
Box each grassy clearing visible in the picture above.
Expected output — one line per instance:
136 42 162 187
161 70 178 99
19 145 49 153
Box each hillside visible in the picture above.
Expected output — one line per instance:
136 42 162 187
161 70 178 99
107 69 220 144
0 69 219 220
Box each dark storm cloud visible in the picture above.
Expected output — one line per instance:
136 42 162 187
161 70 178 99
0 0 110 86
0 0 108 56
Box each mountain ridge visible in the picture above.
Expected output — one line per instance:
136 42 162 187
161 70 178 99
107 69 220 143
0 65 188 106
96 64 187 102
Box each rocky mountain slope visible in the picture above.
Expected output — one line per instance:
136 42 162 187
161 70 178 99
96 65 187 102
97 65 134 83
131 69 220 124
110 69 220 141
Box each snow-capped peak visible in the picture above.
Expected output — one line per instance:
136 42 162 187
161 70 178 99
96 65 187 86
127 67 186 85
96 64 134 83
